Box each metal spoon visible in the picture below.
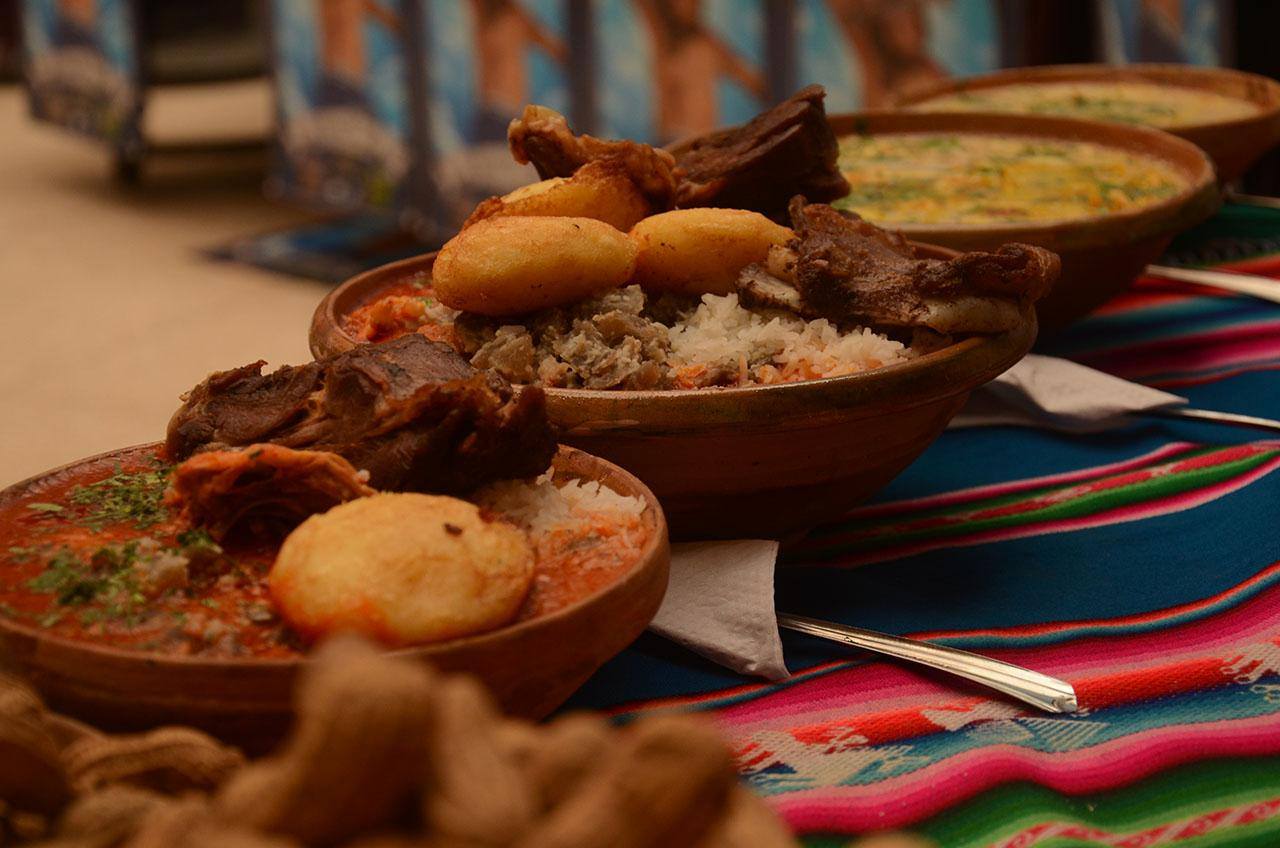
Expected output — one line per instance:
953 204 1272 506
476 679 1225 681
777 612 1079 714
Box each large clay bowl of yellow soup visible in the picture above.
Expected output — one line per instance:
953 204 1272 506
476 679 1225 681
827 111 1218 333
896 63 1280 183
0 444 668 752
312 247 1037 541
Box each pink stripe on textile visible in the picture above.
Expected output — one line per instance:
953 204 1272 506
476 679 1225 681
770 713 1280 834
1081 320 1280 380
1146 361 1280 390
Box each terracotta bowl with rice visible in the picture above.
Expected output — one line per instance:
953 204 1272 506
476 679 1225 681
311 248 1037 540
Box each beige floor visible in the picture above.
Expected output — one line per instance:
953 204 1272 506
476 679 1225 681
0 84 334 486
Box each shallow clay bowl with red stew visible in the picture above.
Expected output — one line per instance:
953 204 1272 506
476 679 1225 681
0 445 669 752
894 63 1280 183
823 111 1219 334
311 247 1036 541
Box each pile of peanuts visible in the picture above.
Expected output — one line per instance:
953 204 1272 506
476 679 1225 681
0 638 931 848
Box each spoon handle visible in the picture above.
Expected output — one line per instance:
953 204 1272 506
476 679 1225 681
776 613 1078 714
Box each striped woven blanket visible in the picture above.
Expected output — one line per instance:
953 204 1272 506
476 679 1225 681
569 203 1280 847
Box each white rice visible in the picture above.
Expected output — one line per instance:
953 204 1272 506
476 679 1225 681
667 293 910 383
475 472 645 536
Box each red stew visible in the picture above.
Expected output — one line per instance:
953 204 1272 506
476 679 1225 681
342 273 456 347
0 447 646 659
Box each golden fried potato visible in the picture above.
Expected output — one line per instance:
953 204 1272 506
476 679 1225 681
463 160 651 232
629 209 793 297
270 494 534 646
433 216 638 316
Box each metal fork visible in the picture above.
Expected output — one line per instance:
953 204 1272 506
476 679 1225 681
1140 406 1280 434
1146 264 1280 306
777 613 1079 714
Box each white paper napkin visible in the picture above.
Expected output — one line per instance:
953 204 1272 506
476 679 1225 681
648 540 789 681
952 354 1187 432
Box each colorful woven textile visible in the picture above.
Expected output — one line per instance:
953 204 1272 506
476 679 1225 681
568 204 1280 846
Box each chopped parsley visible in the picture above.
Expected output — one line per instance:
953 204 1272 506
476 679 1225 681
68 465 171 530
177 528 217 551
26 543 148 625
26 502 63 513
28 548 112 604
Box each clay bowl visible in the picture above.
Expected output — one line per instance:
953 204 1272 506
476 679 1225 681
0 444 669 753
311 247 1036 541
826 111 1219 334
895 63 1280 183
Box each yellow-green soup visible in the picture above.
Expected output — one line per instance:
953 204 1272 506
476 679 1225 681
836 133 1186 225
912 81 1258 129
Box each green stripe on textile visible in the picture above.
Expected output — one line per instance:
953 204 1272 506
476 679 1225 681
1166 203 1280 267
814 445 1215 537
805 449 1277 558
908 757 1280 848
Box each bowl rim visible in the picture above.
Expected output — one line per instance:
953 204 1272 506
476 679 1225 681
310 246 1039 425
825 109 1220 246
891 62 1280 137
0 442 669 674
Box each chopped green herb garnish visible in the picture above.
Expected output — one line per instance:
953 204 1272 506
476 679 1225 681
7 546 36 562
26 502 63 513
69 466 171 529
27 544 148 626
38 611 64 627
176 528 219 553
28 548 106 604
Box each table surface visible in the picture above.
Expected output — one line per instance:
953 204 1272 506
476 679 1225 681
568 203 1280 847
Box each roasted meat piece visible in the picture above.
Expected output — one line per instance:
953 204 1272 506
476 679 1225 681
165 335 557 493
736 198 1058 334
671 86 851 221
507 104 678 208
166 445 376 539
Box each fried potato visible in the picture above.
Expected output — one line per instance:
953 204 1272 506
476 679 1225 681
433 216 638 316
629 209 793 296
463 160 651 232
270 493 534 646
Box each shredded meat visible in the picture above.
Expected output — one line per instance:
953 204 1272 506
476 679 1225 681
735 198 1059 334
459 286 674 390
165 335 557 493
671 86 851 221
166 445 376 539
507 105 678 208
